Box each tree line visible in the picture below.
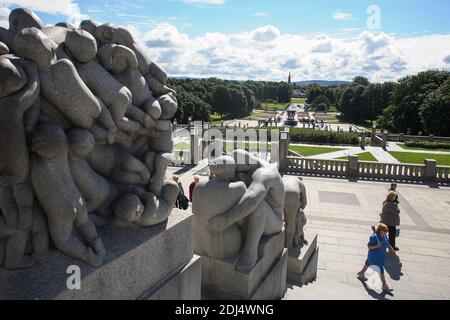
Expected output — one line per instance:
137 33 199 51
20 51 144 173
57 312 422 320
304 71 450 136
167 78 293 123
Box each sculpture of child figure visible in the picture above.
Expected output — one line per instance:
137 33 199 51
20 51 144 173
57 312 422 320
113 180 178 227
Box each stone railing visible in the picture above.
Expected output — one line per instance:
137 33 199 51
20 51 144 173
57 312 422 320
386 134 450 144
286 157 347 176
283 155 449 184
358 162 424 180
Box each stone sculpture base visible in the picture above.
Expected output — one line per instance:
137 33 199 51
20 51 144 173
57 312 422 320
201 231 287 300
287 232 319 286
0 209 200 300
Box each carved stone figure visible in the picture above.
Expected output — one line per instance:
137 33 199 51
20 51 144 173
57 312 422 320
1 8 179 270
283 176 308 248
31 124 105 267
0 56 39 185
8 8 43 34
86 144 150 186
67 129 112 213
13 28 103 130
193 151 284 272
114 181 178 227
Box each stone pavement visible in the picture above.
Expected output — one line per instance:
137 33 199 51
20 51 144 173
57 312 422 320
168 162 450 300
284 176 450 300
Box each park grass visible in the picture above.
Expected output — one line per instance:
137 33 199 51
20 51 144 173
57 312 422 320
174 141 189 151
338 152 378 162
398 143 450 152
261 101 288 111
389 151 450 166
289 145 345 157
291 98 306 104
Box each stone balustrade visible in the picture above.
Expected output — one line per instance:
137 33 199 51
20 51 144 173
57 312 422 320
284 155 449 184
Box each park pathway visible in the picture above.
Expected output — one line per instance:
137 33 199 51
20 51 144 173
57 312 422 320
367 146 400 163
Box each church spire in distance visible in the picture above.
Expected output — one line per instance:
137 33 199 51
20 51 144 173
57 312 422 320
288 72 291 85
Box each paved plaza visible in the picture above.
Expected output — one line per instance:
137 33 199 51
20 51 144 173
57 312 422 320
170 162 450 300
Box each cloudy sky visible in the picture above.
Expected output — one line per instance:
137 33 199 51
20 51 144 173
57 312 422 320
1 0 450 82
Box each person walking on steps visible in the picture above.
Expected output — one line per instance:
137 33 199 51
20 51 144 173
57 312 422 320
380 191 400 251
358 223 399 292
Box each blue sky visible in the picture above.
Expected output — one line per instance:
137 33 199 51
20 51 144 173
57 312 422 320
1 0 450 81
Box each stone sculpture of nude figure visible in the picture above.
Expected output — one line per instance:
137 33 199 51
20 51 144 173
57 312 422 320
283 176 308 248
86 143 150 186
193 153 283 271
30 124 105 267
62 30 153 135
113 181 178 227
0 56 39 186
67 128 112 213
13 28 103 130
207 150 284 271
89 24 174 97
97 43 162 121
0 194 49 269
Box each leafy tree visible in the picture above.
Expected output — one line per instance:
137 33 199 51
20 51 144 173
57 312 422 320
420 79 450 136
311 95 331 112
213 85 232 119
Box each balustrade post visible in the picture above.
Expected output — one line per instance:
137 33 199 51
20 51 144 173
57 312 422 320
424 159 437 183
279 130 290 171
399 133 405 142
347 155 359 179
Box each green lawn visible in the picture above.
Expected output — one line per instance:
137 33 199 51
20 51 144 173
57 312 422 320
398 143 450 152
389 152 450 166
261 101 287 111
289 145 345 157
291 98 306 104
338 152 378 162
174 142 189 151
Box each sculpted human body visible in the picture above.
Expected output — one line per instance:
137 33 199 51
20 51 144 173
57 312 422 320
13 28 103 130
114 181 178 227
86 144 150 186
194 153 283 271
0 56 39 185
30 124 105 267
283 176 308 248
67 129 112 213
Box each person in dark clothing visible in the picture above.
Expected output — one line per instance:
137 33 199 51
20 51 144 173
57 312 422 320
380 191 400 251
389 183 399 204
189 175 200 202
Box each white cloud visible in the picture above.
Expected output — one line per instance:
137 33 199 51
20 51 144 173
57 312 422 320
254 12 268 17
182 0 226 4
122 23 450 83
3 0 88 25
0 7 10 28
444 54 450 65
251 25 280 42
333 10 353 21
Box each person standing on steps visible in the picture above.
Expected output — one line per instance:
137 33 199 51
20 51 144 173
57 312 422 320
389 183 399 204
189 175 200 203
380 191 400 251
358 223 399 292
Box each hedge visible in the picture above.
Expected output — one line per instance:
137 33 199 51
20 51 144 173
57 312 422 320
289 128 359 145
404 141 450 150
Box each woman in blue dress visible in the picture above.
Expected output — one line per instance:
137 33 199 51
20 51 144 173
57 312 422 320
357 223 398 292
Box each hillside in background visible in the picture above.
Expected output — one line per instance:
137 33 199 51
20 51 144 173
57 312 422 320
295 80 351 87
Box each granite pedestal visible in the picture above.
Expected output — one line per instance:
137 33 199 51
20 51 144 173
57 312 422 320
287 232 319 286
0 209 201 300
201 231 287 300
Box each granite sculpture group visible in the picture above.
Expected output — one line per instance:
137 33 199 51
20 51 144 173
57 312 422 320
0 7 312 300
0 8 179 269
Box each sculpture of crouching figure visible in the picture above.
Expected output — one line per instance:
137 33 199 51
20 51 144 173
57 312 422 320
30 124 106 267
283 176 308 248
